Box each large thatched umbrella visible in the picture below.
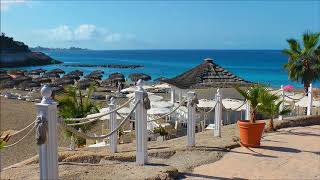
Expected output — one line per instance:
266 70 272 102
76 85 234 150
0 73 12 81
129 73 151 82
49 68 65 74
33 77 52 84
26 68 46 76
107 72 125 85
85 73 103 80
63 74 81 81
18 81 41 89
68 70 83 76
92 70 104 74
53 78 74 86
7 69 26 76
162 58 252 89
0 80 14 89
12 75 32 84
43 72 60 78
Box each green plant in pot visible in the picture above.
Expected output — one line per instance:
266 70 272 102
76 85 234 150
58 84 99 149
235 84 268 147
258 91 291 131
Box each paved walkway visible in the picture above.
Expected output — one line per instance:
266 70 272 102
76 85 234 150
185 125 320 180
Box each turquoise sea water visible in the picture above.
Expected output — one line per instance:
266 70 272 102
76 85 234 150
7 50 319 88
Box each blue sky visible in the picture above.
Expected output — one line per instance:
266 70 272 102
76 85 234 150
1 0 319 50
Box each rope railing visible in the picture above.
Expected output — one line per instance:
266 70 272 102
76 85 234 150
64 97 134 122
64 117 100 126
4 125 36 148
147 97 187 122
9 119 37 137
202 102 218 114
284 94 305 101
57 100 140 140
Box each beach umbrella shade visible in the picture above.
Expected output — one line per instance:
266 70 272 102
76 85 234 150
0 70 7 74
0 80 15 89
154 77 167 82
126 92 154 98
129 73 151 82
222 98 246 111
68 70 83 76
147 107 170 115
18 81 41 89
197 99 216 108
92 70 104 74
85 73 103 80
53 78 74 86
283 85 294 92
7 69 26 76
13 75 32 83
43 72 60 78
63 74 81 81
151 101 173 108
49 68 65 74
33 77 52 84
154 83 171 89
148 95 163 102
0 73 12 81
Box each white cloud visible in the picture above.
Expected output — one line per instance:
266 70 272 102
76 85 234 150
1 0 26 11
38 24 134 44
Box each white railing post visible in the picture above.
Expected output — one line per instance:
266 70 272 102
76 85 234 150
35 85 58 180
214 89 222 137
187 91 196 147
307 83 313 115
135 80 148 165
170 87 175 103
109 97 117 153
279 85 284 120
245 100 251 120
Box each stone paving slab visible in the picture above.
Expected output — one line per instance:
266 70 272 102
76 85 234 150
185 125 320 180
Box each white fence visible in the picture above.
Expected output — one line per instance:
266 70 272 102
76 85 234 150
3 82 316 179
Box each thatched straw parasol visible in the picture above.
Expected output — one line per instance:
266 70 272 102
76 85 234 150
0 80 14 89
162 58 252 89
63 74 81 81
7 69 26 76
53 78 74 86
0 73 12 81
129 73 151 82
33 77 52 84
12 75 32 84
68 70 83 76
154 77 167 82
85 73 103 80
92 70 104 74
18 81 41 89
0 70 7 74
26 68 46 76
43 72 60 78
49 68 65 74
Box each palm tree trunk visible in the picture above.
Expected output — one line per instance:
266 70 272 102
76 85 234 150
269 118 274 131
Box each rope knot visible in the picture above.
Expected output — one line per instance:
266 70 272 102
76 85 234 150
188 94 199 107
143 92 151 110
35 115 48 145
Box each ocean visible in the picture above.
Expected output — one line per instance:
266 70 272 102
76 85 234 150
7 50 319 88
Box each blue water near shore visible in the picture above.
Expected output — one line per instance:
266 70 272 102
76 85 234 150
11 50 320 88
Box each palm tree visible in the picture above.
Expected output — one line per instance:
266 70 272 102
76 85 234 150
235 84 268 123
58 84 99 146
283 31 320 93
258 91 291 131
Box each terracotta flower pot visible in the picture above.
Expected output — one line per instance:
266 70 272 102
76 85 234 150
238 120 265 147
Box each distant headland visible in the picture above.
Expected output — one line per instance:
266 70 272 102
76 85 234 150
0 33 62 68
30 46 90 51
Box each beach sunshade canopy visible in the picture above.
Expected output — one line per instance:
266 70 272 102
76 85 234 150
162 58 251 89
0 73 12 81
147 107 170 115
222 98 246 111
49 68 65 74
63 74 81 81
129 73 151 82
92 70 104 74
154 83 171 89
148 95 163 102
151 101 173 108
33 77 52 84
154 77 167 82
68 70 84 76
126 92 154 98
43 72 60 78
283 85 294 91
198 99 216 108
7 69 26 75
